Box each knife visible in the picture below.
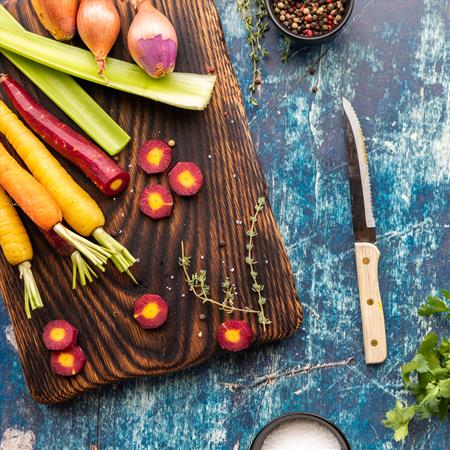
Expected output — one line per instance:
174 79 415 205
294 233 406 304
342 97 387 364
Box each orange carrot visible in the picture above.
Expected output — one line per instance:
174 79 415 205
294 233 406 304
0 143 61 231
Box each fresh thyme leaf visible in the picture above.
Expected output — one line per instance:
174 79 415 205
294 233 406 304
418 293 450 317
382 401 416 442
237 0 269 106
179 196 271 328
245 197 271 327
281 36 292 63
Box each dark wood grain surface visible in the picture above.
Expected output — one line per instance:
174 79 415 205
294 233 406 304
0 0 302 404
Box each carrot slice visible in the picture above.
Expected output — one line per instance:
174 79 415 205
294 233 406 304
139 184 173 219
43 320 78 351
138 140 172 174
50 346 87 376
217 320 254 352
168 162 203 196
134 294 168 329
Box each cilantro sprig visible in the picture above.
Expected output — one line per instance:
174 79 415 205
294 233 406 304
383 290 450 442
418 289 450 317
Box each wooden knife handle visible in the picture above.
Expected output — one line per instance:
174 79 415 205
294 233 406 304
355 242 387 364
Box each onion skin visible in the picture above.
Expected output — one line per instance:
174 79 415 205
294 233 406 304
77 0 121 74
31 0 79 41
127 0 178 79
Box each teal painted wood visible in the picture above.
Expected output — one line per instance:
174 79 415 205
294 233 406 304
0 0 449 449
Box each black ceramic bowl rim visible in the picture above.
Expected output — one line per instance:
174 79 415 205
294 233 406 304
265 0 355 44
250 412 351 450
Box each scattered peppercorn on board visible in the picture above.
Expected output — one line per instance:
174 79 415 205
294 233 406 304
0 0 303 404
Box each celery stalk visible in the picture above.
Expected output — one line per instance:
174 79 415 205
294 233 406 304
0 10 217 111
0 7 130 156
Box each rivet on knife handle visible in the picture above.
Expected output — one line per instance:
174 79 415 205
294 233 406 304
355 242 387 364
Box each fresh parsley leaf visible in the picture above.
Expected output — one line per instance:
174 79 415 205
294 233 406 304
418 294 450 317
382 401 416 442
441 289 450 300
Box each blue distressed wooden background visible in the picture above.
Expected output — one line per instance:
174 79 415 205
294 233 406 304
1 0 449 449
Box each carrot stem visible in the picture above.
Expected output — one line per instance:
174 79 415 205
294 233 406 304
53 223 110 269
71 250 98 289
92 227 137 282
18 261 43 319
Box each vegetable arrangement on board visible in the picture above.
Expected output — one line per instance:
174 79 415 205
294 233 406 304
0 0 271 392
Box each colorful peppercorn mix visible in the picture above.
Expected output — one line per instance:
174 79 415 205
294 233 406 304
272 0 348 37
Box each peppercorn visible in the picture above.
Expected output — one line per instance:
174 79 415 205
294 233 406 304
272 0 347 38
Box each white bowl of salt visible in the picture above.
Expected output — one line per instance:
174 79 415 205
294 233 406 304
250 413 350 450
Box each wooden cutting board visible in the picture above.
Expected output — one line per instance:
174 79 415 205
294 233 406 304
0 0 302 404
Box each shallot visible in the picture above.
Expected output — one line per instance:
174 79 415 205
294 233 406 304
127 0 178 79
31 0 79 41
77 0 121 74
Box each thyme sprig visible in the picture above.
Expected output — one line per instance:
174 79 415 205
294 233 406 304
237 0 269 106
179 242 259 315
281 36 292 63
179 197 272 327
245 197 271 329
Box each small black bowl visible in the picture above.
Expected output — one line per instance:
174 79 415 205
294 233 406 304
265 0 355 45
250 412 351 449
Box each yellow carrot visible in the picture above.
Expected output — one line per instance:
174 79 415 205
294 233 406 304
0 185 43 318
0 101 136 279
0 184 33 265
0 143 111 271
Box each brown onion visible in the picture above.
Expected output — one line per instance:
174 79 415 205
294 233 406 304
77 0 121 74
31 0 79 41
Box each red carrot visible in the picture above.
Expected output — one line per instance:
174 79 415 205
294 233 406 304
0 74 130 197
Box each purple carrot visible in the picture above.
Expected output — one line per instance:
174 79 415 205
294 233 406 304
42 228 99 289
0 74 130 197
43 228 75 257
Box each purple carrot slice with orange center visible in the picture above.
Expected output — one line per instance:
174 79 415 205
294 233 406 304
134 294 168 329
139 184 173 219
217 320 254 352
138 140 173 174
50 346 87 376
168 162 204 196
42 320 78 351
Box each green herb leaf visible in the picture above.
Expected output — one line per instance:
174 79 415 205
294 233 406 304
402 354 430 386
382 401 416 442
418 295 450 317
383 290 449 442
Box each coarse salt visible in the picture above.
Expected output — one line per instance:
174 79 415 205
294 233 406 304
260 420 341 450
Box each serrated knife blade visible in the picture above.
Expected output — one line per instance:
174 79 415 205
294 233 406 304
342 97 376 242
342 97 387 365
